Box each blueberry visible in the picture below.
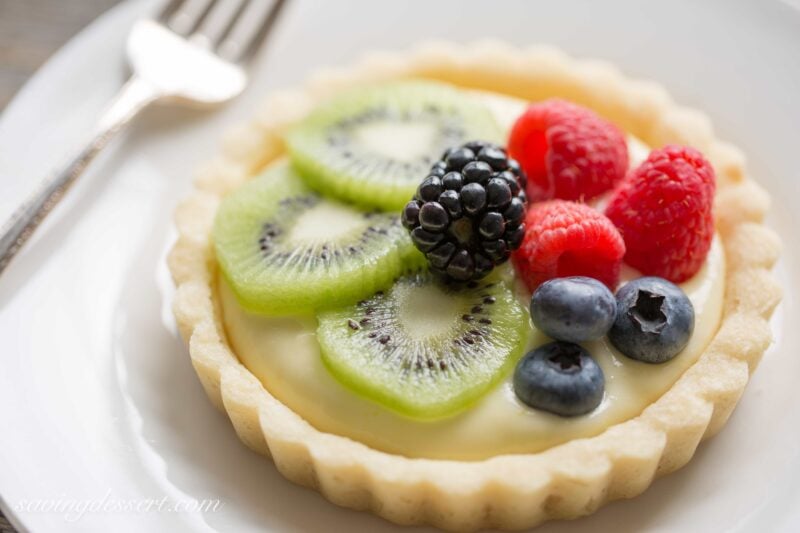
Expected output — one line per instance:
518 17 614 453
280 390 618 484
513 341 605 416
445 148 475 171
608 277 695 363
416 176 442 202
530 277 617 343
462 161 493 184
401 201 421 230
460 182 486 215
419 202 449 232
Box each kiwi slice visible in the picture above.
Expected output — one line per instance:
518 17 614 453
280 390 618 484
285 81 503 212
213 162 422 315
317 271 528 419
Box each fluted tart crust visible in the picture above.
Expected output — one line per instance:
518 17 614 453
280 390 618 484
168 41 782 531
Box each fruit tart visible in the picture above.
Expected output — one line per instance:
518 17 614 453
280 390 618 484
168 42 782 530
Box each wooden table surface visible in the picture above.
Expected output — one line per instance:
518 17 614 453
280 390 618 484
0 0 122 109
0 1 122 529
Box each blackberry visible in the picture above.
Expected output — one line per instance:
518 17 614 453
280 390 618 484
402 141 528 281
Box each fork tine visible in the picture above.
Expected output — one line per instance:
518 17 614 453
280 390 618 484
217 0 288 63
190 0 246 48
165 0 214 36
157 0 185 22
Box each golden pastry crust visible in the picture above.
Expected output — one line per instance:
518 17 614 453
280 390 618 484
168 41 782 531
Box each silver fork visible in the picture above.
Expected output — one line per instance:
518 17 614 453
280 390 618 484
0 0 287 275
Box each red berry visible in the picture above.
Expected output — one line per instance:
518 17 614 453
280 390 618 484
605 145 716 283
512 200 625 291
507 99 628 202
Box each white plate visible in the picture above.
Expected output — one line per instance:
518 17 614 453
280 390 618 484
1 0 798 531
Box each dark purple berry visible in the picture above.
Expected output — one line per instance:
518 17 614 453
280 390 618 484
429 161 447 177
478 212 505 240
401 201 421 229
505 225 525 249
438 189 462 218
446 249 475 281
404 141 528 282
496 170 521 195
486 178 512 209
429 264 447 276
426 242 456 268
411 227 443 252
504 198 525 226
478 146 509 170
460 183 486 215
464 140 489 153
462 161 493 184
417 176 443 202
419 202 449 232
442 171 463 190
448 217 473 245
473 253 493 279
445 148 475 171
482 239 508 262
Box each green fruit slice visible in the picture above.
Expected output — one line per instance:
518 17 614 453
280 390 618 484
317 271 528 419
285 81 502 211
213 162 422 315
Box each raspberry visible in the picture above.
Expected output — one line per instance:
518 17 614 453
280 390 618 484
402 140 528 281
604 145 716 283
512 200 625 291
507 99 628 202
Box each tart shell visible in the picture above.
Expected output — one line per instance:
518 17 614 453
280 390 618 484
168 42 782 530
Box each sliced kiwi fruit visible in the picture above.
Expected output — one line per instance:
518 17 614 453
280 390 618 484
213 162 423 315
317 271 528 419
285 81 503 212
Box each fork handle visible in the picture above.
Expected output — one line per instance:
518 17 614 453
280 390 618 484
0 76 160 275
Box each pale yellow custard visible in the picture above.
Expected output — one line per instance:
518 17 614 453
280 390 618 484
218 92 726 460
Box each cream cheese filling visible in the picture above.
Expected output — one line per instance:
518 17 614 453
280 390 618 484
218 92 726 460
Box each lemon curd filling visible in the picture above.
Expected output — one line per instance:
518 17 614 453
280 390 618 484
217 92 726 460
